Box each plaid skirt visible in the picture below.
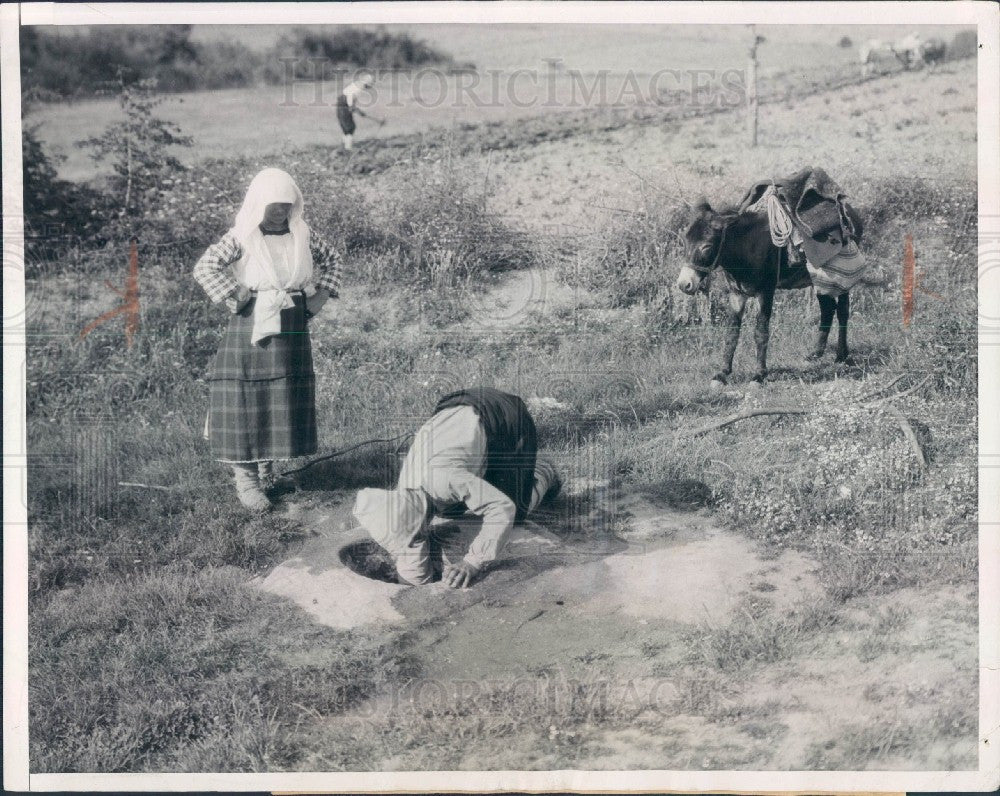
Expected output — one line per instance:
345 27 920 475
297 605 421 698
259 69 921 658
206 293 317 463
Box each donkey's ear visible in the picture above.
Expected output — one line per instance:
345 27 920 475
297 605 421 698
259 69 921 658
694 196 712 212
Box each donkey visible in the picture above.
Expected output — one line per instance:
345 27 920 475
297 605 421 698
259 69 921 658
676 198 863 387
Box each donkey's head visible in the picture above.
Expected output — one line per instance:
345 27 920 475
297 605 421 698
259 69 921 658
677 197 731 295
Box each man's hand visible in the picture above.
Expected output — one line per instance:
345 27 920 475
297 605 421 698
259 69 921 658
305 288 329 318
442 560 480 589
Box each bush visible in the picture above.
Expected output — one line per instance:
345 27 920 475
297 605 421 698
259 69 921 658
22 126 109 258
838 36 853 49
21 25 471 98
568 192 688 308
949 30 977 60
270 26 462 78
368 155 535 287
857 173 976 230
562 185 727 337
134 153 389 265
20 25 205 98
78 76 193 229
166 39 266 91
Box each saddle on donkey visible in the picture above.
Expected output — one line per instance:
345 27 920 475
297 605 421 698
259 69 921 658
738 167 868 296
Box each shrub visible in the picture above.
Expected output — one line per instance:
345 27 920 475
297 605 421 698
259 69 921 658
567 192 688 309
78 76 193 230
854 173 977 394
269 26 462 79
20 25 205 98
170 39 265 91
949 30 977 60
857 173 976 230
22 126 109 258
21 25 472 99
838 36 853 49
369 154 535 287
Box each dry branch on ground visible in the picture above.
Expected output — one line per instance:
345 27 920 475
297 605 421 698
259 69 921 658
686 376 932 469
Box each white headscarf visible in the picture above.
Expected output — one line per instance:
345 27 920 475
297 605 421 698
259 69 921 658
230 168 314 345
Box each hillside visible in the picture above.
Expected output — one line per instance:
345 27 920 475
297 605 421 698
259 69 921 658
28 23 973 182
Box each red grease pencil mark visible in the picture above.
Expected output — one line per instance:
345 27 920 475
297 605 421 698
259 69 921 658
80 238 141 348
902 234 915 327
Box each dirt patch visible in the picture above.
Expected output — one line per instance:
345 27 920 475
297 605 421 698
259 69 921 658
253 492 407 629
568 528 819 625
259 482 822 665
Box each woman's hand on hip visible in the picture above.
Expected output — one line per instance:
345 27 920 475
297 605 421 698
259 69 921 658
227 286 253 314
305 288 330 319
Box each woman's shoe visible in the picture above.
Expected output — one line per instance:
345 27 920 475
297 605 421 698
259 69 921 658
233 464 273 513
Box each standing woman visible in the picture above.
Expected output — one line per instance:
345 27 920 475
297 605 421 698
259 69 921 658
194 168 343 512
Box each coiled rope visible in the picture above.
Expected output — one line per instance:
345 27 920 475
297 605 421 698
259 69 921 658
761 184 796 247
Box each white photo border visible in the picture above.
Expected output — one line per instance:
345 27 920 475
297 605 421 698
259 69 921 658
3 1 998 792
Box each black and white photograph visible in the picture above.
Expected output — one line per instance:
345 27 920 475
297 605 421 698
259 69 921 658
3 2 998 791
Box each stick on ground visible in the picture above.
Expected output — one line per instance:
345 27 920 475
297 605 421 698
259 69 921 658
688 407 811 436
686 377 933 471
886 407 929 470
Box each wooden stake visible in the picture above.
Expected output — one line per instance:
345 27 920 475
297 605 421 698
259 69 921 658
748 26 762 147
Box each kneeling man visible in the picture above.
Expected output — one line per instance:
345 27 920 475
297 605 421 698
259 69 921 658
353 387 560 588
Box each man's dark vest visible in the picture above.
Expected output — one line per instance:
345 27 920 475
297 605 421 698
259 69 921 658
433 387 538 523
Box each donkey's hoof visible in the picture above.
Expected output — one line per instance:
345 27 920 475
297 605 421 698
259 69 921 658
805 351 823 362
709 378 727 392
835 354 853 365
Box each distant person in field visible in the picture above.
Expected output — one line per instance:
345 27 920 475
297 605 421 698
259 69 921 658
336 76 375 151
194 168 343 512
352 387 562 588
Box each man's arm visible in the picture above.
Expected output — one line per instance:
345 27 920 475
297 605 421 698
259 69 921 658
445 472 518 573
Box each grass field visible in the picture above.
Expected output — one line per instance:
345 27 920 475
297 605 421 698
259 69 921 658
23 25 979 773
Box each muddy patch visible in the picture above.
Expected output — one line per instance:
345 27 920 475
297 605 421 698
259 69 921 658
571 526 820 625
256 552 407 630
256 485 821 642
254 491 408 629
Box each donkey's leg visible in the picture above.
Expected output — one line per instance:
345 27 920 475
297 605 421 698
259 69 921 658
751 290 775 383
712 291 747 386
835 292 851 363
808 294 837 360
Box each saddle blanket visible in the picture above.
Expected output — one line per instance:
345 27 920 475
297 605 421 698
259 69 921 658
792 225 868 297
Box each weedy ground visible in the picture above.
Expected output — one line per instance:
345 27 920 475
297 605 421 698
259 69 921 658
25 52 978 771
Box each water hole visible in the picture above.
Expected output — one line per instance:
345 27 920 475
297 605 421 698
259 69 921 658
339 540 400 584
